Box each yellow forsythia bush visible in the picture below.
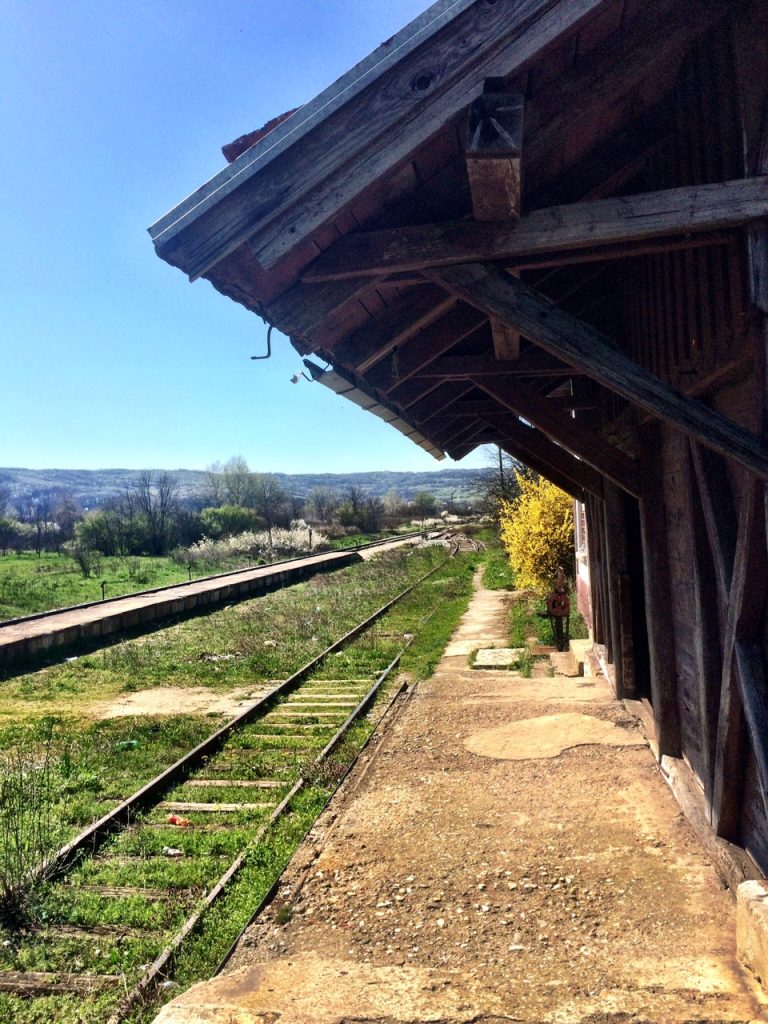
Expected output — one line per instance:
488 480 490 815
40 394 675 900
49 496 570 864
499 473 574 591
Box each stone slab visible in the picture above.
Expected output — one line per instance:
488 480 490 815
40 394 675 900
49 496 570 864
738 879 768 992
472 646 526 668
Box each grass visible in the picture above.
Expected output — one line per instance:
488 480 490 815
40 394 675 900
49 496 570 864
475 528 516 591
0 545 480 1023
0 552 196 620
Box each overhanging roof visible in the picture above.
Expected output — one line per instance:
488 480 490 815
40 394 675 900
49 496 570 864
149 0 768 488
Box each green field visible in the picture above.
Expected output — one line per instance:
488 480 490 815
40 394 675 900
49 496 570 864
0 553 196 621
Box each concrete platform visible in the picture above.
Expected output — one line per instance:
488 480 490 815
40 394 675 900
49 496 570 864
155 571 768 1024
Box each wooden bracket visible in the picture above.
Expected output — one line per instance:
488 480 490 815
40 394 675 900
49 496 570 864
466 84 523 222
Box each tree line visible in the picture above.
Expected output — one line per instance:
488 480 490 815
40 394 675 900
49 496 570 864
0 457 447 562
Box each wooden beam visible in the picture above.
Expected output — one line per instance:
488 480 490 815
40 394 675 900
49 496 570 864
427 263 768 480
151 0 607 278
329 287 455 374
470 374 640 498
637 424 681 758
484 414 603 498
466 86 523 222
404 350 581 380
303 177 768 282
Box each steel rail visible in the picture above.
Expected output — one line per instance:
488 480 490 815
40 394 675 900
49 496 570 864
40 540 457 879
105 641 415 1023
0 539 462 1015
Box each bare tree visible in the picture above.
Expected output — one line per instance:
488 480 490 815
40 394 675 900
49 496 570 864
306 487 339 523
135 471 179 555
252 473 288 546
222 456 254 506
203 461 225 506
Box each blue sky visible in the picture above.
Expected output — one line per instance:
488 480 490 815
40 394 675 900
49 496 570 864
1 0 490 474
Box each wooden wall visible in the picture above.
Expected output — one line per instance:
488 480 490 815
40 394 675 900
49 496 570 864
580 13 768 874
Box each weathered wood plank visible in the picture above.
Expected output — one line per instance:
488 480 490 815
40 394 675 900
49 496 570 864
428 263 768 479
470 374 640 497
304 177 768 282
0 972 122 996
159 801 271 812
151 0 607 278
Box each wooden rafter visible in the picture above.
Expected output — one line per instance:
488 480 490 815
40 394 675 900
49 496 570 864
426 263 768 480
401 350 580 381
365 305 487 394
405 381 475 424
470 374 640 497
329 287 455 374
303 177 767 282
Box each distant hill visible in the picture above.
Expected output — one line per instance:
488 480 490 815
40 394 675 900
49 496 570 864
0 467 489 510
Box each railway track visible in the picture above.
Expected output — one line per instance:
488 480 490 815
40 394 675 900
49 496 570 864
0 541 458 1022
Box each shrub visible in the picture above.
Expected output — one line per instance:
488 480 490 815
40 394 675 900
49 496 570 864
63 540 102 579
499 474 574 591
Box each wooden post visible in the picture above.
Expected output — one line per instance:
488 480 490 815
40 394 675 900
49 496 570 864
602 483 637 699
584 496 605 646
637 424 681 757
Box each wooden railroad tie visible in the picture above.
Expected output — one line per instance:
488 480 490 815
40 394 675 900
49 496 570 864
159 800 273 813
184 778 284 789
0 971 122 996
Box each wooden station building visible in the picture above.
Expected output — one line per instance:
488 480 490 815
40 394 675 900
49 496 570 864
150 0 768 876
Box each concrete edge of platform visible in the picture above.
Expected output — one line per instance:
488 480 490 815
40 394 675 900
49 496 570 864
738 879 768 997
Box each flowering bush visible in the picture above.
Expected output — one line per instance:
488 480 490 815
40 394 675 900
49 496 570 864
173 521 326 569
499 474 574 591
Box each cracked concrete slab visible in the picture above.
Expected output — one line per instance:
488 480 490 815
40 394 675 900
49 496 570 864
464 712 646 761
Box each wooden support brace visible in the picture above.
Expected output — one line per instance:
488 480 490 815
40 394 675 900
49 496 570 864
303 177 768 282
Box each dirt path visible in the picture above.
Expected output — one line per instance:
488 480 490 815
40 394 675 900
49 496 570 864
155 571 768 1024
